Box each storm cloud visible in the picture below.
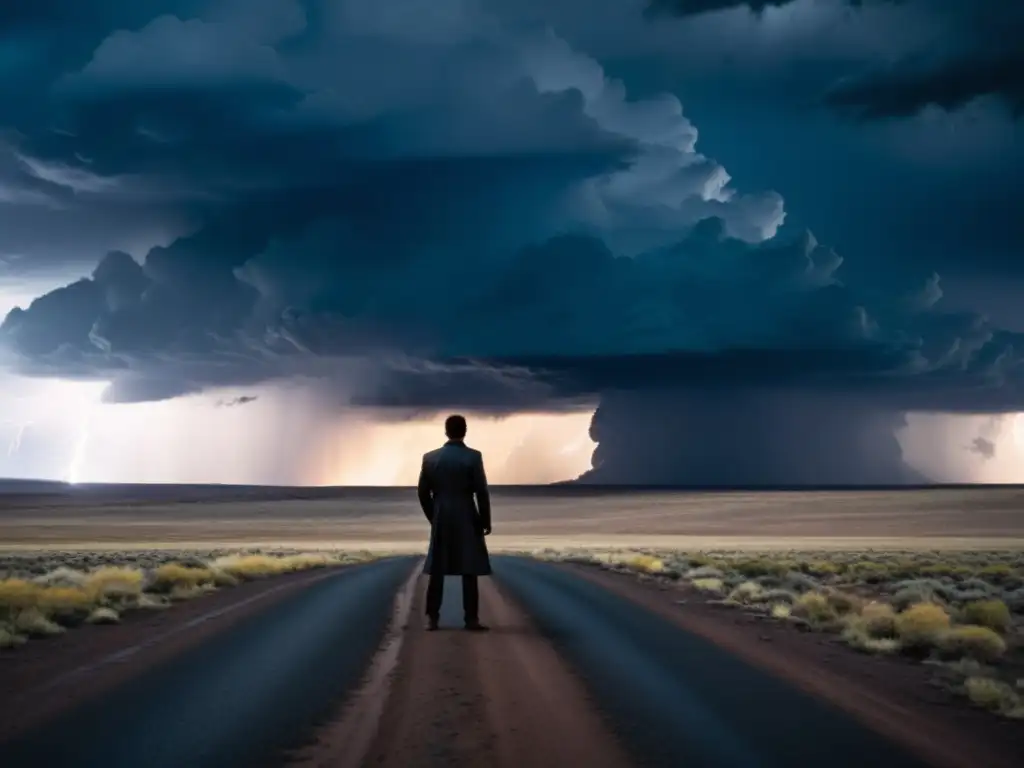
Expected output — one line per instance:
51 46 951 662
1 0 1022 484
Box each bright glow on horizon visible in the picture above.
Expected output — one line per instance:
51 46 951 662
315 410 596 486
900 412 1024 483
0 376 597 485
4 374 1024 486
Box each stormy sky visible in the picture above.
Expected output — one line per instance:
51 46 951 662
1 0 1022 484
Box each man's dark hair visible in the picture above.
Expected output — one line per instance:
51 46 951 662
445 414 467 440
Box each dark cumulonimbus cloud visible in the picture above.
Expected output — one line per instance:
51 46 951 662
646 0 1024 119
0 0 1022 484
644 0 803 17
823 1 1024 119
0 0 1021 413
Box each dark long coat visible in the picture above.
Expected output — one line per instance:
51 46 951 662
418 440 492 576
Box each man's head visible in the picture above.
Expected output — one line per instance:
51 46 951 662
445 414 468 441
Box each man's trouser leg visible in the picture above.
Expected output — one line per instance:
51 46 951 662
462 575 479 624
426 573 444 619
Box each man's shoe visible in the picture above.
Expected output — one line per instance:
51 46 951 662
464 620 489 632
426 615 439 631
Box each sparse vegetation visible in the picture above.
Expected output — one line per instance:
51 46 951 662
894 602 951 650
964 677 1024 718
0 548 378 650
530 546 1024 720
939 626 1007 663
961 599 1011 634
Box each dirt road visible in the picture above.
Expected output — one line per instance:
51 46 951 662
1 557 1016 768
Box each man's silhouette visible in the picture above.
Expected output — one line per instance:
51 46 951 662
417 414 492 631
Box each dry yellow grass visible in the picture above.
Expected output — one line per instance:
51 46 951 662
84 567 144 602
727 581 764 604
0 549 374 651
939 626 1007 663
624 554 666 573
0 579 42 612
151 564 216 593
691 577 725 594
793 592 837 624
894 602 951 649
36 586 93 622
859 602 897 638
210 552 344 581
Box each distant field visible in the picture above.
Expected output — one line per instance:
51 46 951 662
1 485 1023 551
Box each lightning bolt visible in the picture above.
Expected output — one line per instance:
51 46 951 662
66 409 93 485
7 421 31 456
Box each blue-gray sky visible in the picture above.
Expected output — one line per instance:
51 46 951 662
1 0 1022 483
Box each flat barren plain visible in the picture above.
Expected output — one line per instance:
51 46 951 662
1 483 1023 551
3 483 1024 767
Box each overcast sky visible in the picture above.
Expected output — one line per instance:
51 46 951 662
1 0 1022 484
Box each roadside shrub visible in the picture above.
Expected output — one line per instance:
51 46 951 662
33 567 87 588
962 599 1011 634
770 603 792 619
85 607 120 625
859 602 897 638
281 553 339 571
894 602 950 650
964 677 1024 717
920 564 972 578
891 586 936 611
685 566 724 580
841 624 900 655
150 564 215 594
210 569 241 587
727 581 764 604
138 593 171 610
939 626 1007 663
959 577 994 595
849 561 890 583
782 572 820 593
825 590 864 616
691 578 725 594
977 564 1016 585
0 579 40 613
760 588 797 605
14 607 65 637
793 592 836 624
37 586 93 625
685 553 715 568
0 623 26 648
801 560 841 577
1004 586 1024 614
85 567 144 602
949 588 993 604
211 552 338 581
734 559 792 578
621 554 664 574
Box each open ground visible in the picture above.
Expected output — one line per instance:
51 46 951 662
2 485 1023 551
2 485 1023 767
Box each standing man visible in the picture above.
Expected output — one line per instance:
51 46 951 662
418 414 492 631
